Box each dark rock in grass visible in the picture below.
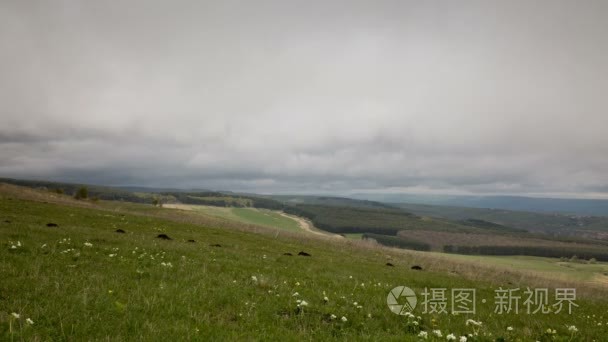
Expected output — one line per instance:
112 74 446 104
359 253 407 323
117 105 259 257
283 252 293 256
4 219 12 223
46 223 58 227
386 262 394 267
298 251 311 257
157 234 172 240
210 243 222 247
187 239 196 243
115 229 126 233
411 265 423 270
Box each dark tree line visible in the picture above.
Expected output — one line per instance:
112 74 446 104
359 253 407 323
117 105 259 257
443 245 608 261
283 204 417 235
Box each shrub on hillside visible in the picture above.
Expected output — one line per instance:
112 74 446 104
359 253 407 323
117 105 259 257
74 186 88 200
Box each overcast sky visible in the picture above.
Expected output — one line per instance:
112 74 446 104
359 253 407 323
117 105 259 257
1 1 607 197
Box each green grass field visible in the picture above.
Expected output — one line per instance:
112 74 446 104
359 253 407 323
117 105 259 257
2 195 608 340
189 205 302 232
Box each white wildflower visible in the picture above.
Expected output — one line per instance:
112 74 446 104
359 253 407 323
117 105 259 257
26 318 34 325
567 325 578 333
433 330 443 337
84 242 93 247
11 312 20 319
251 276 258 282
341 316 348 322
292 292 299 297
323 296 329 302
330 314 337 320
459 336 467 342
447 333 456 341
506 326 513 331
418 331 428 339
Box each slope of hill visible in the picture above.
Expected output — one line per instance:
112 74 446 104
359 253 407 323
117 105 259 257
164 204 302 232
3 179 608 261
2 185 608 340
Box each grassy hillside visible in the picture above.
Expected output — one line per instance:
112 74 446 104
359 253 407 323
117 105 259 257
185 205 302 232
3 178 607 263
2 189 608 340
434 254 608 284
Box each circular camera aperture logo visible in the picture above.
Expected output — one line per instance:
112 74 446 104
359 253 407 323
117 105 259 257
387 286 417 315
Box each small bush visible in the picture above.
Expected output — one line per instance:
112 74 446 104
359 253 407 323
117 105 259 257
74 186 88 200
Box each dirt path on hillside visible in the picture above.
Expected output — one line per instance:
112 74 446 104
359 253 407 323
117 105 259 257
279 212 343 239
163 203 198 210
591 273 608 286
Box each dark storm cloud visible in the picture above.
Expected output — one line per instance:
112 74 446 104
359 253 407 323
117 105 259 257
1 0 608 197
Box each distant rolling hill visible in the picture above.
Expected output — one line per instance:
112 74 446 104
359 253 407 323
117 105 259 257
350 193 608 216
391 202 608 238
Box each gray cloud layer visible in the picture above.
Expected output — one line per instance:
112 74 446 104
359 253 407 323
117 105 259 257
1 1 608 196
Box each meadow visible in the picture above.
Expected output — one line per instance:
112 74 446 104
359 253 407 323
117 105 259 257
183 205 302 232
2 188 608 340
432 254 608 284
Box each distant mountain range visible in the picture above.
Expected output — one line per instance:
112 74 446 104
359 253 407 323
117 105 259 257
350 193 608 217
